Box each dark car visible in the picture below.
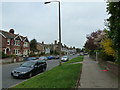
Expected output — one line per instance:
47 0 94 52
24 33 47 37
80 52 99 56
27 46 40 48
11 60 47 78
23 57 38 61
47 56 54 60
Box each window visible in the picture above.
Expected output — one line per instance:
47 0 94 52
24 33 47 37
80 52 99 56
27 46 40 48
24 42 28 47
7 39 10 45
14 40 20 46
13 50 15 54
14 49 21 55
23 50 28 55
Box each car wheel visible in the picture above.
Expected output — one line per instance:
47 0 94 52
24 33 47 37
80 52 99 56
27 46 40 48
42 67 46 72
28 73 32 78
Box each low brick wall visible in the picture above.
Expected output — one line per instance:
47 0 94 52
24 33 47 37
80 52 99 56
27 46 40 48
89 55 96 60
98 58 118 76
0 57 24 64
89 55 118 76
106 61 118 76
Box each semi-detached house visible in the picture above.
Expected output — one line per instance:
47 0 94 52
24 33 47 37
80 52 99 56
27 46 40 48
0 29 30 56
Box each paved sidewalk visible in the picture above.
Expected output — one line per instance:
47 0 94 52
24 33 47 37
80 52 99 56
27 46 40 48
78 55 118 88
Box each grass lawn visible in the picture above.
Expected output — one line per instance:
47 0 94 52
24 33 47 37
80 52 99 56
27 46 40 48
63 56 83 64
12 64 82 88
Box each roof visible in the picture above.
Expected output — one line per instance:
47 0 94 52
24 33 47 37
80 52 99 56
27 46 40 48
0 30 16 39
0 30 29 42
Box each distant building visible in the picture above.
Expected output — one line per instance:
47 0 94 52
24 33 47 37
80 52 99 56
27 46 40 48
0 29 30 56
36 40 70 55
45 48 50 54
68 47 77 55
36 42 45 54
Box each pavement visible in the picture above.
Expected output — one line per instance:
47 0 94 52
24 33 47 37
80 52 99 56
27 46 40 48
78 55 118 88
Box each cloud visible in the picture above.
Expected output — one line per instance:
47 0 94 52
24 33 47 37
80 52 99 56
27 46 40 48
2 2 108 48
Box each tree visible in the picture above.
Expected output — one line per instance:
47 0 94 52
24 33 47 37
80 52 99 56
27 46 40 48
30 39 37 53
106 1 120 62
84 30 103 51
100 37 115 57
76 48 81 53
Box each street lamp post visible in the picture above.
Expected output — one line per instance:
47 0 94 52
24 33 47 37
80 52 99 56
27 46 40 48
44 1 62 65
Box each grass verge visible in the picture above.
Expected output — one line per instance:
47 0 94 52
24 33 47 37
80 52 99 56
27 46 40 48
63 56 83 64
12 64 82 88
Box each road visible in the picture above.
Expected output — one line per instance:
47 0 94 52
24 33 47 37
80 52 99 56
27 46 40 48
2 54 78 88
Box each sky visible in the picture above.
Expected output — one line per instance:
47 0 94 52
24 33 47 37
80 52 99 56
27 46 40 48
0 1 108 48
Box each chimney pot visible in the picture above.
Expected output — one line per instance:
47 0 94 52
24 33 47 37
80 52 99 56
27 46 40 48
9 29 14 34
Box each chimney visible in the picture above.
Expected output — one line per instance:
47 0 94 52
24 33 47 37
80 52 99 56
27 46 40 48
54 40 57 45
42 41 44 45
9 29 14 34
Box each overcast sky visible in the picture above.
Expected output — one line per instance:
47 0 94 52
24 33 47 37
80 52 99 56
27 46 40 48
0 1 108 48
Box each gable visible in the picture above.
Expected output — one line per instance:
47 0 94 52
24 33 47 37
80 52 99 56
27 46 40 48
23 37 29 42
0 32 6 38
14 35 22 41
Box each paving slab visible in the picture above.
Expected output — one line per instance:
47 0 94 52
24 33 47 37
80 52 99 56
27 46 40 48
79 55 118 88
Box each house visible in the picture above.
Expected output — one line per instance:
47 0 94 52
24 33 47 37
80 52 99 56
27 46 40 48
36 40 59 55
61 44 69 55
0 29 30 56
68 47 77 55
36 40 70 55
36 42 45 54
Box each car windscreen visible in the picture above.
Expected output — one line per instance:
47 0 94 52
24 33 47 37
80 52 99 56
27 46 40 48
21 61 36 67
28 57 36 60
39 57 44 59
62 56 67 58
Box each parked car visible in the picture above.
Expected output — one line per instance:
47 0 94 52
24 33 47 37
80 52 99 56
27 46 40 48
47 56 54 60
23 57 38 61
11 60 47 78
84 53 88 55
54 55 59 59
80 53 84 56
61 56 69 62
39 56 47 60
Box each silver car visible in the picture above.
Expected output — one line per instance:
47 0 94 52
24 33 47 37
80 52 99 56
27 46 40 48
61 56 69 62
39 56 47 60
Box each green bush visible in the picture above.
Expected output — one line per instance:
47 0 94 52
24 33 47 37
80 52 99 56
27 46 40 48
40 52 45 56
50 50 59 55
1 52 16 59
89 50 95 55
1 52 8 58
0 52 2 58
98 51 115 62
29 54 38 57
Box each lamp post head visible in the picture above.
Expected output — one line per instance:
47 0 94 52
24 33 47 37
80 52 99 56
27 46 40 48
44 1 51 4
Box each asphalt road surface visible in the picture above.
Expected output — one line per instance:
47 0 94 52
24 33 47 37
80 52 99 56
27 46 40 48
2 54 78 88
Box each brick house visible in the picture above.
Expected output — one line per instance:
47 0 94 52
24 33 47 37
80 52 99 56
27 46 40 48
0 29 30 56
36 42 45 54
36 40 66 55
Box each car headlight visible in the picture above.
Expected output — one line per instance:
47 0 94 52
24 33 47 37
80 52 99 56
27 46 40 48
11 71 14 73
